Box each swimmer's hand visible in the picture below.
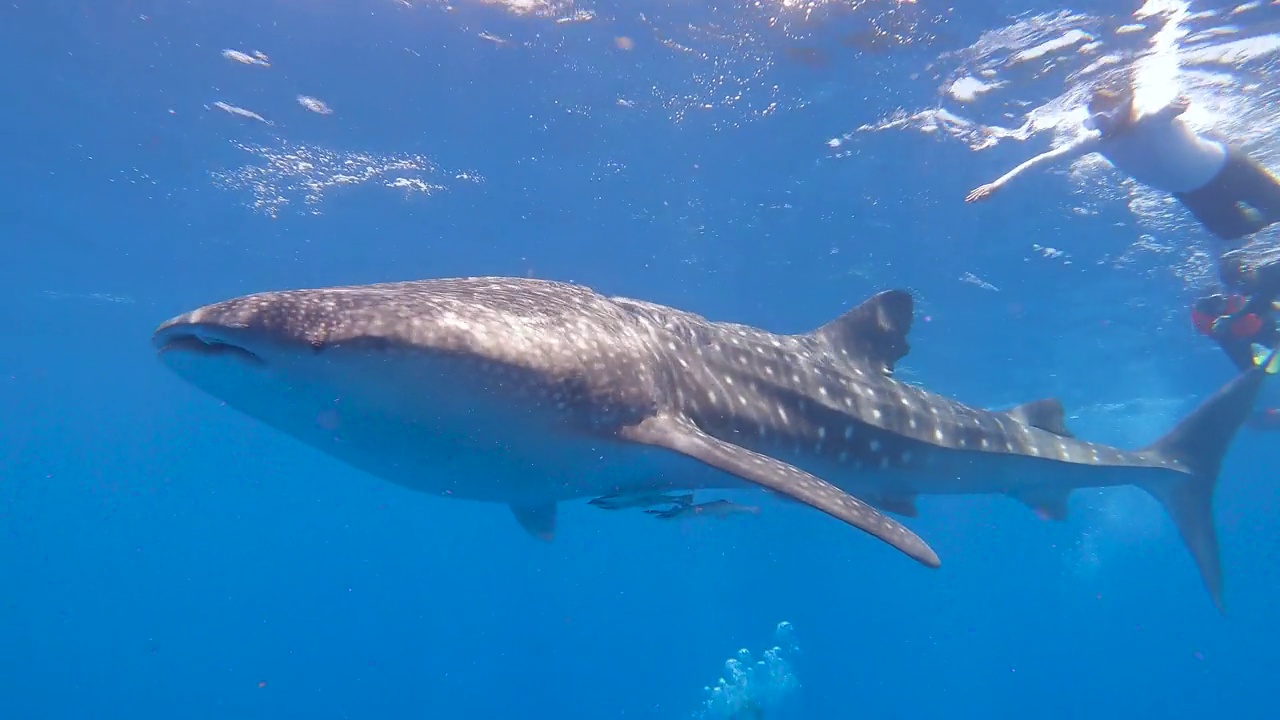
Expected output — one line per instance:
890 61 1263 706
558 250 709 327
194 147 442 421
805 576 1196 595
965 183 998 203
1146 94 1191 122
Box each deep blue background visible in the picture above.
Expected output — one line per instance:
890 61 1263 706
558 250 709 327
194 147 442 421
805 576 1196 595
3 1 1279 718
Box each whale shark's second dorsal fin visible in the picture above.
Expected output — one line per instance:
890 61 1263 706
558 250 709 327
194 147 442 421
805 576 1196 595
811 289 914 375
1005 398 1075 437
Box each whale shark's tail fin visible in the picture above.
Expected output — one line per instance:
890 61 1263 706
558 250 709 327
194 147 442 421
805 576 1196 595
1138 359 1270 614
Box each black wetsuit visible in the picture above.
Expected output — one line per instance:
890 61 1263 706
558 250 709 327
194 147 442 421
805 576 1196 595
1175 147 1280 241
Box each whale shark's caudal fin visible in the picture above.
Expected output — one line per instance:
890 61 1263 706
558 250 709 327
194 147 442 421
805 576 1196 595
1138 362 1269 614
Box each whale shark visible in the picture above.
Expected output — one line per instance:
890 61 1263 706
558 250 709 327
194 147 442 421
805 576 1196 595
152 277 1266 610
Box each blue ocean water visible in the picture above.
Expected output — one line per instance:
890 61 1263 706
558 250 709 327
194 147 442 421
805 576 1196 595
3 0 1280 718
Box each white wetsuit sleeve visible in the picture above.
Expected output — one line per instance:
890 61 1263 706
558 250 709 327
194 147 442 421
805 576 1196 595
987 133 1101 190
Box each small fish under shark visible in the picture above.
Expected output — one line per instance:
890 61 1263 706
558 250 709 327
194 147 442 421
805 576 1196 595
645 499 760 520
152 276 1267 611
588 491 694 511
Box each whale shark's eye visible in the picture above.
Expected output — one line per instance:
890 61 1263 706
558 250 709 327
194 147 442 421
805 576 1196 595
159 333 264 365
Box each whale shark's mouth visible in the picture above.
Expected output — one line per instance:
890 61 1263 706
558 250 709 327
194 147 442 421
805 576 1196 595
155 332 264 366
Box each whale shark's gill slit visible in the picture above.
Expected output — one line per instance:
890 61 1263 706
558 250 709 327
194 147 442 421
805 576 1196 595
159 334 264 365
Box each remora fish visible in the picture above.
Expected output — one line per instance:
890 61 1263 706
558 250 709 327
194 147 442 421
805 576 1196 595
646 499 760 520
588 491 694 510
152 277 1265 610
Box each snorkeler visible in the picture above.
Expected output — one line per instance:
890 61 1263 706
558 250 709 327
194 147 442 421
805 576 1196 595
965 85 1280 243
1191 247 1280 429
966 83 1280 424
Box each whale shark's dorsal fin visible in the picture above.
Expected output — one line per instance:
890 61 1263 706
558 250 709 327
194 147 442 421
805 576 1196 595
1005 398 1075 438
811 290 914 375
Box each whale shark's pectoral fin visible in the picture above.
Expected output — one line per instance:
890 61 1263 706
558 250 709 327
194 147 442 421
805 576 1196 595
619 414 941 568
1004 398 1075 437
510 502 557 542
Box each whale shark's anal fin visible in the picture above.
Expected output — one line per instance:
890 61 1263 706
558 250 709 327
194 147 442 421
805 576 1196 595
1138 362 1269 614
619 414 941 568
510 502 557 542
1011 488 1071 521
873 493 920 518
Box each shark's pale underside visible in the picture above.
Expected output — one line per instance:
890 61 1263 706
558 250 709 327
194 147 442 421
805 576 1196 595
152 277 1266 610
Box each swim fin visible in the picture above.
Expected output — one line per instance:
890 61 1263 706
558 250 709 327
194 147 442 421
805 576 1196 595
1250 344 1280 375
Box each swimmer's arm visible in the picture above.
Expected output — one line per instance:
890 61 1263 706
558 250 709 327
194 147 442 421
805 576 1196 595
1144 94 1192 123
965 133 1100 202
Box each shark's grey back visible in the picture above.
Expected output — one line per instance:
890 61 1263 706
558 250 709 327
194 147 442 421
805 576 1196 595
191 276 641 353
179 276 677 431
